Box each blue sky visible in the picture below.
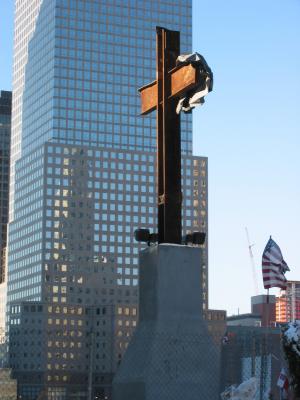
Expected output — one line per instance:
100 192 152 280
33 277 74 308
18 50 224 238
192 0 300 314
1 1 299 315
0 2 13 90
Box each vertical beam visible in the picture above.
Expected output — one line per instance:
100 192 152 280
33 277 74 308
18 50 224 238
156 27 181 244
156 27 165 243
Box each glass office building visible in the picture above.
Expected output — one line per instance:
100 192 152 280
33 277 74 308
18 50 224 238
0 91 12 365
0 91 11 284
8 1 208 398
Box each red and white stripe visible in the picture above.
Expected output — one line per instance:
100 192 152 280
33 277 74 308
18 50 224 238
262 238 289 290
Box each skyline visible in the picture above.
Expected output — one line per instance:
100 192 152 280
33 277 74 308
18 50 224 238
1 0 300 315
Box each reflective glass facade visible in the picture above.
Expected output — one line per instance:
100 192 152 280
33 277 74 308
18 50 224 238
8 1 208 398
10 0 42 221
21 0 192 156
0 91 11 283
8 146 44 303
0 91 12 361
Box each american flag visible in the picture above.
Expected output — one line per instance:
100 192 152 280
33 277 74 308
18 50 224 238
277 367 289 390
262 237 290 289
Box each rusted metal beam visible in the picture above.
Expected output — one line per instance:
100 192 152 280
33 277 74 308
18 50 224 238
139 63 198 115
156 27 182 244
156 27 165 243
139 80 156 115
170 63 198 98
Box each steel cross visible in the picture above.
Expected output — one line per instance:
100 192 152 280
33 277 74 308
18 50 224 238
139 27 201 244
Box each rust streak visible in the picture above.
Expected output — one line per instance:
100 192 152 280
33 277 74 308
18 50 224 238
139 64 198 115
170 63 197 98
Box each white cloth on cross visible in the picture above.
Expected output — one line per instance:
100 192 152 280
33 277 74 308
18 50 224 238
176 52 213 114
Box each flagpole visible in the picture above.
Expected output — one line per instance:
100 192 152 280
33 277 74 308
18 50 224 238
265 236 271 325
262 235 290 399
266 288 269 327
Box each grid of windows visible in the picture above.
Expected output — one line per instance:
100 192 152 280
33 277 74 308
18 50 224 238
8 143 208 385
8 146 44 302
0 91 11 283
42 143 207 293
9 302 122 385
8 0 206 395
10 0 42 222
21 0 192 156
276 281 300 322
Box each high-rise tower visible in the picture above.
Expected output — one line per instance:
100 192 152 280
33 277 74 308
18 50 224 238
8 1 208 398
276 281 300 322
0 91 12 365
0 91 11 284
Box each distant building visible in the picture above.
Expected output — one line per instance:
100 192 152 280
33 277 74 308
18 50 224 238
0 368 17 400
0 91 11 368
276 280 300 322
227 313 262 327
0 91 11 284
204 309 227 344
220 326 282 400
222 295 284 399
251 295 276 327
202 309 227 392
227 295 276 328
0 282 7 367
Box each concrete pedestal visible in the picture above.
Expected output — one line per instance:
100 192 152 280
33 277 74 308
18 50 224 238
112 244 219 400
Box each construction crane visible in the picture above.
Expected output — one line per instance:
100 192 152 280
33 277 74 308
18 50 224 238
245 227 259 295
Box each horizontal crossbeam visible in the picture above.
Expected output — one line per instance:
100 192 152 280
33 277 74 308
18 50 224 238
139 63 198 115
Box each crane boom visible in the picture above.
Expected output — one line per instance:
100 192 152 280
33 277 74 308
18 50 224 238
245 227 259 295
